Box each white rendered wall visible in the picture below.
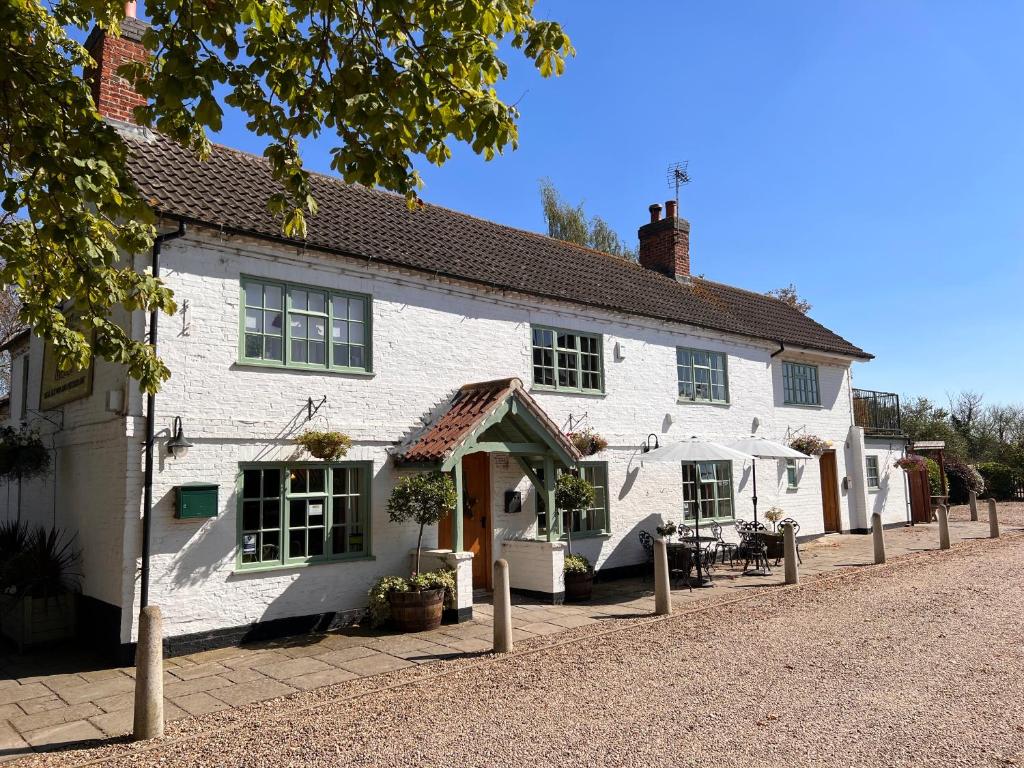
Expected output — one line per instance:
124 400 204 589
864 438 911 527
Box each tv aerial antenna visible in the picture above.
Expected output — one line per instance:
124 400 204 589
666 161 691 208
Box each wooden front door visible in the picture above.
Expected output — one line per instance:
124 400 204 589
461 452 492 589
819 450 841 532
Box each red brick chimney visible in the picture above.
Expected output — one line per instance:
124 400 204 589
84 4 149 123
638 199 691 281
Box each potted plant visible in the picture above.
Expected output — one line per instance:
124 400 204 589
568 428 609 457
764 506 785 530
368 569 455 630
381 471 457 631
295 429 352 461
0 427 51 523
895 455 927 473
788 434 831 456
655 519 678 539
0 526 80 651
556 473 596 601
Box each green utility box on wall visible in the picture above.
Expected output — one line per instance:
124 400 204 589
175 483 219 520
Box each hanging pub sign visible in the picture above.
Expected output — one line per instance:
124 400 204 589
39 314 94 411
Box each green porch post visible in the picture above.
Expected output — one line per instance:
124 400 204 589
543 454 558 542
452 461 465 551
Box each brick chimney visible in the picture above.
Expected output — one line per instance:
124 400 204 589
84 4 149 123
638 199 691 281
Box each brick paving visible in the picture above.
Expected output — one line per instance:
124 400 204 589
0 512 1017 762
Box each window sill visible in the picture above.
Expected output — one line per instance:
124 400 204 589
781 402 823 409
235 555 376 574
234 360 376 378
868 487 881 493
786 487 800 493
535 532 612 542
676 398 730 407
530 386 606 398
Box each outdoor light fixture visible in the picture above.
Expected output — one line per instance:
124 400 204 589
641 433 660 453
166 416 194 460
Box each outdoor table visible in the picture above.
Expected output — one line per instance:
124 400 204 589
668 540 713 587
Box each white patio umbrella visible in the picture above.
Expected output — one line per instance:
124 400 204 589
641 436 754 587
723 436 810 526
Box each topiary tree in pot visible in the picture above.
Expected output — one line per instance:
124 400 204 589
376 471 457 631
556 473 596 601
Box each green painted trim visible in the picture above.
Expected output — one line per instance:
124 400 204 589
507 397 578 469
468 441 547 455
781 360 821 406
543 454 557 542
534 460 611 539
675 346 730 404
514 456 545 495
529 324 605 394
234 460 374 572
452 463 464 551
239 274 373 374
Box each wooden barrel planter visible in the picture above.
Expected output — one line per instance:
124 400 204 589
564 571 593 602
389 588 445 632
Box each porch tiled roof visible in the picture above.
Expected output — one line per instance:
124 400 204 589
120 130 871 360
395 378 580 465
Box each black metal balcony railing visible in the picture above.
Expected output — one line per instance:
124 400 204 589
852 389 902 436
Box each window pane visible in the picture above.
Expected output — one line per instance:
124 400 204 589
350 323 364 344
291 469 307 494
333 468 348 494
245 309 262 332
244 334 262 358
348 298 364 320
350 346 364 369
242 501 260 530
289 529 306 558
291 315 307 339
309 342 326 365
332 321 348 343
264 284 282 308
262 531 279 561
263 500 280 530
332 296 347 318
308 469 326 493
308 533 324 557
290 499 306 527
333 344 349 367
265 337 283 361
308 292 326 314
291 340 307 363
243 470 261 499
291 289 308 311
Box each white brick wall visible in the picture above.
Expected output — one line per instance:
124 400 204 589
3 229 873 642
864 438 911 526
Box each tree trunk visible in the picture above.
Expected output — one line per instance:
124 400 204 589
415 523 424 576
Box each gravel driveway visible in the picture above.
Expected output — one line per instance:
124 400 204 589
23 523 1024 768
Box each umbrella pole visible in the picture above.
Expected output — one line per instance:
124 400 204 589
751 459 759 525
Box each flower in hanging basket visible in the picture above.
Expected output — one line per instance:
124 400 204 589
295 430 352 461
568 427 609 456
895 455 927 473
788 434 830 456
655 519 678 538
0 426 50 481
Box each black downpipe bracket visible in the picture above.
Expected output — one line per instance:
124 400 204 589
140 220 186 610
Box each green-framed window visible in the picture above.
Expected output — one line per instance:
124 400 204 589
681 461 734 523
238 462 371 569
677 347 728 403
241 277 371 373
865 456 880 489
535 462 610 538
782 361 820 405
531 326 603 393
786 459 799 489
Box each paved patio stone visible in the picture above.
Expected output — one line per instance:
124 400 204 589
93 692 134 713
0 685 51 707
220 668 268 685
9 703 101 735
163 674 233 699
313 646 379 666
208 679 296 708
256 656 332 681
518 621 565 636
170 691 231 717
16 697 66 715
335 652 415 676
166 662 231 681
21 719 104 750
53 676 133 705
285 668 359 691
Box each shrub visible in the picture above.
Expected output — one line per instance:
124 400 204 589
923 458 946 497
977 462 1022 500
564 553 591 575
387 471 456 575
1 527 81 599
555 474 595 555
943 457 985 504
367 569 455 628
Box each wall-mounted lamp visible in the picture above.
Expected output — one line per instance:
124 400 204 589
641 433 660 453
166 416 194 460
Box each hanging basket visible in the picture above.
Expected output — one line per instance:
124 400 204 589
568 428 609 457
295 430 352 461
788 434 830 456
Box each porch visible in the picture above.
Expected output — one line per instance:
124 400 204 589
0 511 1016 757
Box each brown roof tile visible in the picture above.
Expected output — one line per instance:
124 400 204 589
122 130 871 360
396 378 580 465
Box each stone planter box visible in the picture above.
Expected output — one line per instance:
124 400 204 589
0 593 77 652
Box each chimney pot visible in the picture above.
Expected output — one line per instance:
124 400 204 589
648 203 662 223
637 201 691 281
125 1 137 18
665 200 677 220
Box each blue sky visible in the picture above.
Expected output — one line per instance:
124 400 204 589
137 2 1024 404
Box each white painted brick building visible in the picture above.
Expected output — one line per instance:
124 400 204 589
0 20 910 658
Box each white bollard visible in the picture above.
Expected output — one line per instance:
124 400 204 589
988 498 1000 539
133 605 164 740
654 538 671 616
969 491 979 522
783 523 799 585
938 505 951 550
493 559 513 654
872 512 886 564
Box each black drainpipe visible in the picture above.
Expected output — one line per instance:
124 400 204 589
770 340 786 358
140 220 186 610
